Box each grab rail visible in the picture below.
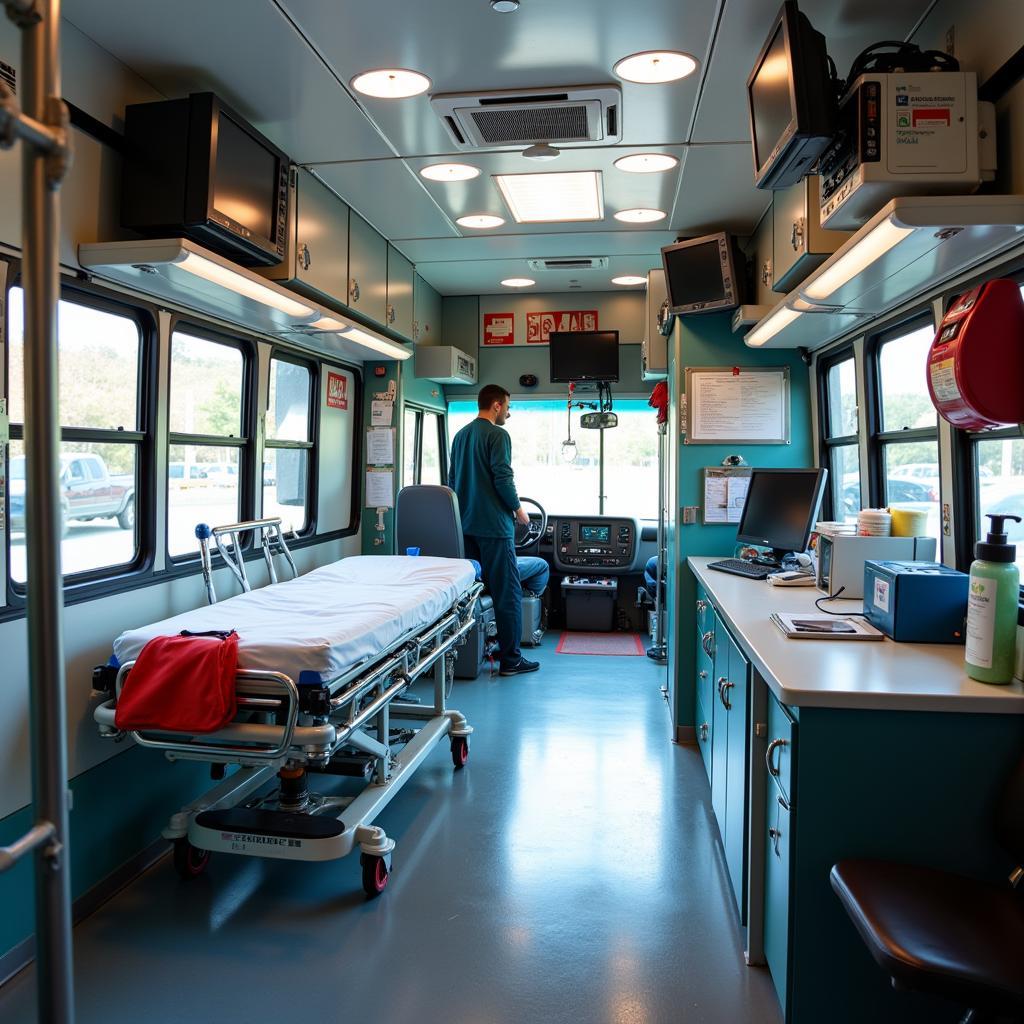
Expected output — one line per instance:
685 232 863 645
196 517 298 604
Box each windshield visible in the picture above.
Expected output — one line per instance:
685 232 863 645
9 457 25 481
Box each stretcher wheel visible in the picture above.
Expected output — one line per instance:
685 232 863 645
173 837 210 880
450 735 470 769
360 853 389 897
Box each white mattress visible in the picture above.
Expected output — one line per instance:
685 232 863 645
113 555 477 683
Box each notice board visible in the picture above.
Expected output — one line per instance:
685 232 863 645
684 366 790 445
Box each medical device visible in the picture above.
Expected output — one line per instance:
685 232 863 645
660 233 746 315
863 560 969 643
746 0 836 190
549 330 620 383
734 467 828 567
816 534 936 599
121 92 292 267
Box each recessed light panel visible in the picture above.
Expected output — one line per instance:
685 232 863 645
614 208 666 224
457 214 505 229
351 68 431 98
613 51 698 84
495 171 604 224
612 276 648 286
420 163 480 182
614 153 679 174
501 278 535 288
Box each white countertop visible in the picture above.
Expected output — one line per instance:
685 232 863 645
688 556 1024 714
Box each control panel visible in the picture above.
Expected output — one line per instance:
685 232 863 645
553 517 638 574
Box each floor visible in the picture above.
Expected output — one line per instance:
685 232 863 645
0 635 782 1024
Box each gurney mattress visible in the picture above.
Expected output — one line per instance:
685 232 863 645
114 556 477 683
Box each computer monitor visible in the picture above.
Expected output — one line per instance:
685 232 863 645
549 330 619 383
735 467 827 563
661 232 745 316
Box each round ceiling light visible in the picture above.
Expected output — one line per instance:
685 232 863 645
613 51 698 84
491 0 520 10
614 208 667 223
614 152 679 174
351 68 431 99
612 275 648 286
457 214 506 229
420 163 480 182
501 277 535 288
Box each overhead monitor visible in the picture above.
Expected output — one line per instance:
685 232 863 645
735 467 827 562
549 330 619 383
661 232 744 315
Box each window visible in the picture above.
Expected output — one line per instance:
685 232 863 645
6 288 145 583
973 435 1024 568
870 320 940 542
264 356 314 534
421 412 443 486
402 406 446 487
168 329 248 556
819 353 859 523
403 408 419 487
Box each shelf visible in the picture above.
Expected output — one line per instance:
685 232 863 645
77 239 411 362
742 195 1024 350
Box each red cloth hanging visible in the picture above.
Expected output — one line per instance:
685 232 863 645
648 381 668 425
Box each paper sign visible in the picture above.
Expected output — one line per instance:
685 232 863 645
366 427 394 466
483 312 514 346
326 372 349 410
526 309 598 344
371 400 393 426
365 469 394 508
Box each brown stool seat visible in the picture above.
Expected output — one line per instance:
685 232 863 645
831 859 1024 1015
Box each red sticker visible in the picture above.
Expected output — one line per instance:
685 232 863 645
326 372 349 410
525 309 598 344
483 312 515 346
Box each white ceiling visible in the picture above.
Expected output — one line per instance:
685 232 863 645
63 0 931 295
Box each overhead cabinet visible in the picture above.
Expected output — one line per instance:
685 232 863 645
348 211 389 327
772 176 851 293
414 273 443 345
387 245 415 340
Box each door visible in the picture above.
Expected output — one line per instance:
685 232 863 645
387 245 415 340
62 459 92 518
294 169 350 303
724 639 750 919
414 273 443 344
348 212 388 326
710 615 732 831
764 778 792 1016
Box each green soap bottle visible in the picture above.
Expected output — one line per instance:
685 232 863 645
965 513 1022 684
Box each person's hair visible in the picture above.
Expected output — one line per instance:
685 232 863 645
477 384 510 410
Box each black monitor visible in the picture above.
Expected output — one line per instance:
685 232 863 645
746 1 836 190
736 467 827 563
661 232 745 316
549 330 619 383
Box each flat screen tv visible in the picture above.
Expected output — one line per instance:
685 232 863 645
661 232 745 315
122 93 291 267
746 0 836 190
549 330 619 383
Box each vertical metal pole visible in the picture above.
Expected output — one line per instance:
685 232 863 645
655 425 666 647
598 427 605 515
20 0 74 1019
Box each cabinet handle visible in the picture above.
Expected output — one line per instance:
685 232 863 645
387 303 396 325
699 722 709 742
701 630 715 657
768 826 782 856
349 278 361 303
765 737 788 777
791 216 805 252
760 260 772 286
696 599 706 614
699 670 707 680
299 243 311 271
719 679 733 710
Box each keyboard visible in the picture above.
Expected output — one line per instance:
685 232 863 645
707 558 772 580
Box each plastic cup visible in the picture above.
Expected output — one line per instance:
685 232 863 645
857 509 892 536
889 507 929 537
405 546 420 557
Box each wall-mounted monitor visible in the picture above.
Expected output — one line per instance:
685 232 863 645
746 0 836 190
549 330 619 383
661 232 745 315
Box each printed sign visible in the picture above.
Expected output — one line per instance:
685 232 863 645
526 309 598 344
873 578 890 614
326 372 349 410
483 312 515 346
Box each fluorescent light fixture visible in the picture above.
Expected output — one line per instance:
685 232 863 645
614 153 679 174
494 171 603 224
501 278 535 288
456 214 505 229
614 208 666 224
343 326 411 360
420 162 480 182
613 51 698 84
744 306 802 348
310 315 350 332
612 275 647 286
176 252 314 318
801 218 914 302
351 68 430 99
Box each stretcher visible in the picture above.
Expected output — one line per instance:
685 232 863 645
93 518 481 896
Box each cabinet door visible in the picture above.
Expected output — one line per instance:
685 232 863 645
772 175 851 293
724 640 750 919
348 212 388 326
695 695 712 784
414 273 443 344
764 779 792 1016
695 610 714 717
710 615 732 831
766 691 796 806
387 245 415 340
294 170 349 301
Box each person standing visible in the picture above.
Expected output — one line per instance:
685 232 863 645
448 384 539 676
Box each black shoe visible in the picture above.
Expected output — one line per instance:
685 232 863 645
499 657 540 676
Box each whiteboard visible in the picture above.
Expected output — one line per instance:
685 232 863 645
684 366 790 444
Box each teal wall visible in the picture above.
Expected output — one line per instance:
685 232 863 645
0 748 208 961
669 313 814 729
361 358 402 555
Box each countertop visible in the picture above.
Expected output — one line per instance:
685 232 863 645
689 556 1024 713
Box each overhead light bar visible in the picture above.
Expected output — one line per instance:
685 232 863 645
614 208 666 224
613 51 698 84
341 326 412 360
614 153 679 174
351 68 431 99
494 171 604 224
743 305 803 348
420 162 480 182
457 214 505 229
176 251 315 318
800 219 914 302
310 315 349 331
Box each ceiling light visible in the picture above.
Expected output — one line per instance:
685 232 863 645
342 326 412 360
501 278 535 288
457 214 505 229
494 171 603 224
523 142 561 161
612 276 647 286
420 162 480 182
351 68 431 99
614 152 679 174
491 0 520 10
800 219 915 303
310 315 349 332
744 306 802 348
614 208 666 224
613 51 699 84
176 252 314 318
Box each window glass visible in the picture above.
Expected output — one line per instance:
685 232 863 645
421 412 443 486
883 441 940 541
826 357 857 437
976 437 1024 568
169 332 243 436
167 444 240 556
831 445 860 524
403 408 419 487
267 359 311 442
878 324 936 432
600 402 659 519
263 448 308 534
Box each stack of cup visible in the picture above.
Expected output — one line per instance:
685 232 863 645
889 506 929 537
857 508 892 536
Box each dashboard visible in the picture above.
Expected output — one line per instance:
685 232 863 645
551 516 640 574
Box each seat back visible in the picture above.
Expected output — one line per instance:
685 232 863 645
996 753 1024 865
395 485 464 558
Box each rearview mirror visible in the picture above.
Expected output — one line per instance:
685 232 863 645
580 412 618 429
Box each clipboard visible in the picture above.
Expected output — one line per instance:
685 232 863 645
702 466 752 525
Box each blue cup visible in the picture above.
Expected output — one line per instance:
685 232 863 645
406 547 420 557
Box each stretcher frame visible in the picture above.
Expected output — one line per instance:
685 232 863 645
93 519 481 891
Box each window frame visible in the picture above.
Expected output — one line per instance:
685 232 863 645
816 344 858 522
403 403 447 487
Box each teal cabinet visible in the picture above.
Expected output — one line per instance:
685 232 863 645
696 696 712 779
386 245 415 340
348 212 389 326
414 273 443 345
764 773 793 1016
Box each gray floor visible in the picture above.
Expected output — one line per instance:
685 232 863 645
0 635 782 1024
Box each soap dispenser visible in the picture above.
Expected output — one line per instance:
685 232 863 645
965 513 1022 684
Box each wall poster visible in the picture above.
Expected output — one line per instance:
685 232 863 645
483 312 515 346
526 309 598 344
326 371 349 410
684 366 790 445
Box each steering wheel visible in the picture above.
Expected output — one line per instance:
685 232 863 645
514 496 547 551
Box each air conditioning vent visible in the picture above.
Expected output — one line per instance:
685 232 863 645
527 257 609 271
0 61 15 94
431 84 621 151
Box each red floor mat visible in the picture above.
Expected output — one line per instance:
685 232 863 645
555 632 646 656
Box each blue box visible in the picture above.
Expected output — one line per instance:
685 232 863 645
863 561 969 643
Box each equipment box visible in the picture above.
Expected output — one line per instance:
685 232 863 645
863 561 968 643
561 576 617 632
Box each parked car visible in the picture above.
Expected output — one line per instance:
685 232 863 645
168 462 210 487
843 477 936 516
9 454 135 535
204 463 238 487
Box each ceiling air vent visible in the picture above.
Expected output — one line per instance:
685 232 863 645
527 257 609 271
0 61 15 94
431 84 621 151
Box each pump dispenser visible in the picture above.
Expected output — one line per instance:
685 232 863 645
965 513 1022 683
